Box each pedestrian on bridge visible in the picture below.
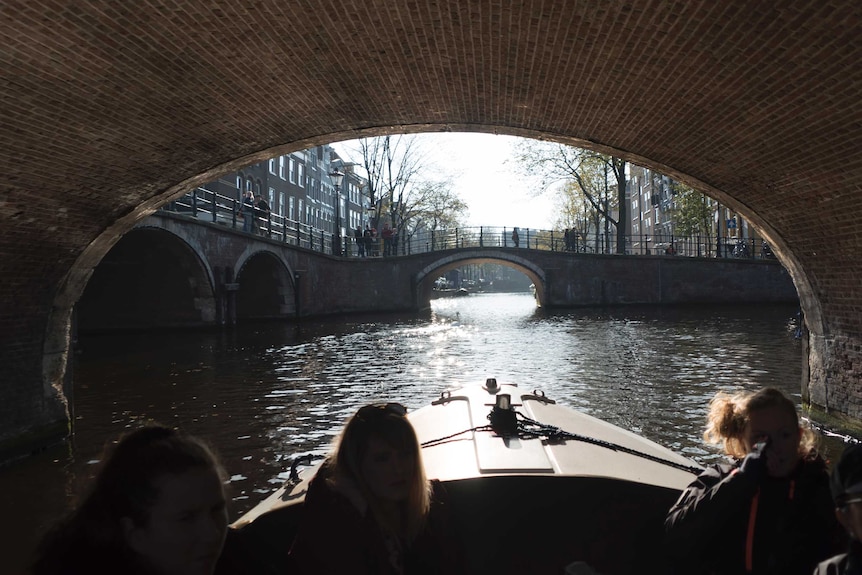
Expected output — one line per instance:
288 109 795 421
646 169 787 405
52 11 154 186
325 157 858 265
382 223 395 256
355 227 366 257
363 226 373 256
255 195 270 236
241 191 255 233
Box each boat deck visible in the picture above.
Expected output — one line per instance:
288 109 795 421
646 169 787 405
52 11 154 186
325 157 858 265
217 382 700 575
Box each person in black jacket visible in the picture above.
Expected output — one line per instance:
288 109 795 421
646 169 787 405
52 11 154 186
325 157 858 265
814 443 862 575
240 191 255 233
288 402 465 575
254 195 270 236
664 387 845 575
30 425 228 575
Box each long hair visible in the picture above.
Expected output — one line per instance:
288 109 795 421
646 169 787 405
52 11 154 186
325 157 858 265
30 425 226 574
703 387 818 459
327 403 431 543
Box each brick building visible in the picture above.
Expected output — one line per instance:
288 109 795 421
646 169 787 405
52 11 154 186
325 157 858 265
628 164 765 257
201 146 368 246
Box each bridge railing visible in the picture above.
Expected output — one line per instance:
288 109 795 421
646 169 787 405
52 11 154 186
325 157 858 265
162 187 334 253
358 226 776 260
161 189 775 261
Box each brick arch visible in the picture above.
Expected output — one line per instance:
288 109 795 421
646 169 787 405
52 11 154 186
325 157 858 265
77 226 217 332
416 251 547 307
3 1 862 455
235 250 296 320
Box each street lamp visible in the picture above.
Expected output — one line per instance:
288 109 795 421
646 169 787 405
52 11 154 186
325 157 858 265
329 169 344 256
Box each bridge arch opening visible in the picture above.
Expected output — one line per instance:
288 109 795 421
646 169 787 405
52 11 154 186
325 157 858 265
159 128 814 334
415 251 547 308
76 227 216 333
236 251 296 321
54 125 816 346
41 128 817 431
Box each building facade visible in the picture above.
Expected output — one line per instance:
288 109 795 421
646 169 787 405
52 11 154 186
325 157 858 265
627 164 764 257
203 146 369 243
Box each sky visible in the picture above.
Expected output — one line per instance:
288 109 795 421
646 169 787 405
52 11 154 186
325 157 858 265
331 133 558 230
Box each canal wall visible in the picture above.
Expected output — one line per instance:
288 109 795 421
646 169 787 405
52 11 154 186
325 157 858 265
541 254 797 307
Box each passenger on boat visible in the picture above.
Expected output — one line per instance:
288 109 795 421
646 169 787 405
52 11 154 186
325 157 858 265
664 387 845 575
287 402 465 575
814 443 862 575
29 425 229 575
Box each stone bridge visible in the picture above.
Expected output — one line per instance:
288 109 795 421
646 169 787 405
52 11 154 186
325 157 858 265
82 212 795 333
2 1 862 456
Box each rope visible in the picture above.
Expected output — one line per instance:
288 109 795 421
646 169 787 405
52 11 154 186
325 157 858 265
419 414 702 475
515 413 703 475
420 425 494 448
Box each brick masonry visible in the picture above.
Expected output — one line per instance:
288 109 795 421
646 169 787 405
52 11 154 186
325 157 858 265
1 1 861 455
103 213 802 325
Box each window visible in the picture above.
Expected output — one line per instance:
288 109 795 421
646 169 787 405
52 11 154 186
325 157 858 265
269 159 277 174
289 196 295 220
298 199 304 223
289 159 296 183
298 164 305 188
279 157 286 179
268 187 275 209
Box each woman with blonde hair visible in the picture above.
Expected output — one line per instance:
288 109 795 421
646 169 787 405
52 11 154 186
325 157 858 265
664 387 845 574
288 402 463 574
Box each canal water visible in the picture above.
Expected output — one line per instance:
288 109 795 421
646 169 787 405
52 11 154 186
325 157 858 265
0 294 849 573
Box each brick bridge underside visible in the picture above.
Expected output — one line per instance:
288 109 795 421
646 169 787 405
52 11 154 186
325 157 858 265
2 1 862 456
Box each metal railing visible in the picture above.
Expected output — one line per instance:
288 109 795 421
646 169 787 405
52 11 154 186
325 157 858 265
354 227 776 260
162 188 334 253
161 188 776 261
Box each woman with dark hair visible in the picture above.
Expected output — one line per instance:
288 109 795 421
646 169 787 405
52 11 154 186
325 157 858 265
30 425 228 575
288 402 464 574
664 387 845 575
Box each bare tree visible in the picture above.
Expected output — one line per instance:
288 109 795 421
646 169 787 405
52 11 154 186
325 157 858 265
357 135 422 234
401 179 469 240
516 142 627 253
552 180 594 248
344 136 467 251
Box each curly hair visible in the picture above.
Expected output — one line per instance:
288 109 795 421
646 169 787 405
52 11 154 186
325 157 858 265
703 387 818 459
